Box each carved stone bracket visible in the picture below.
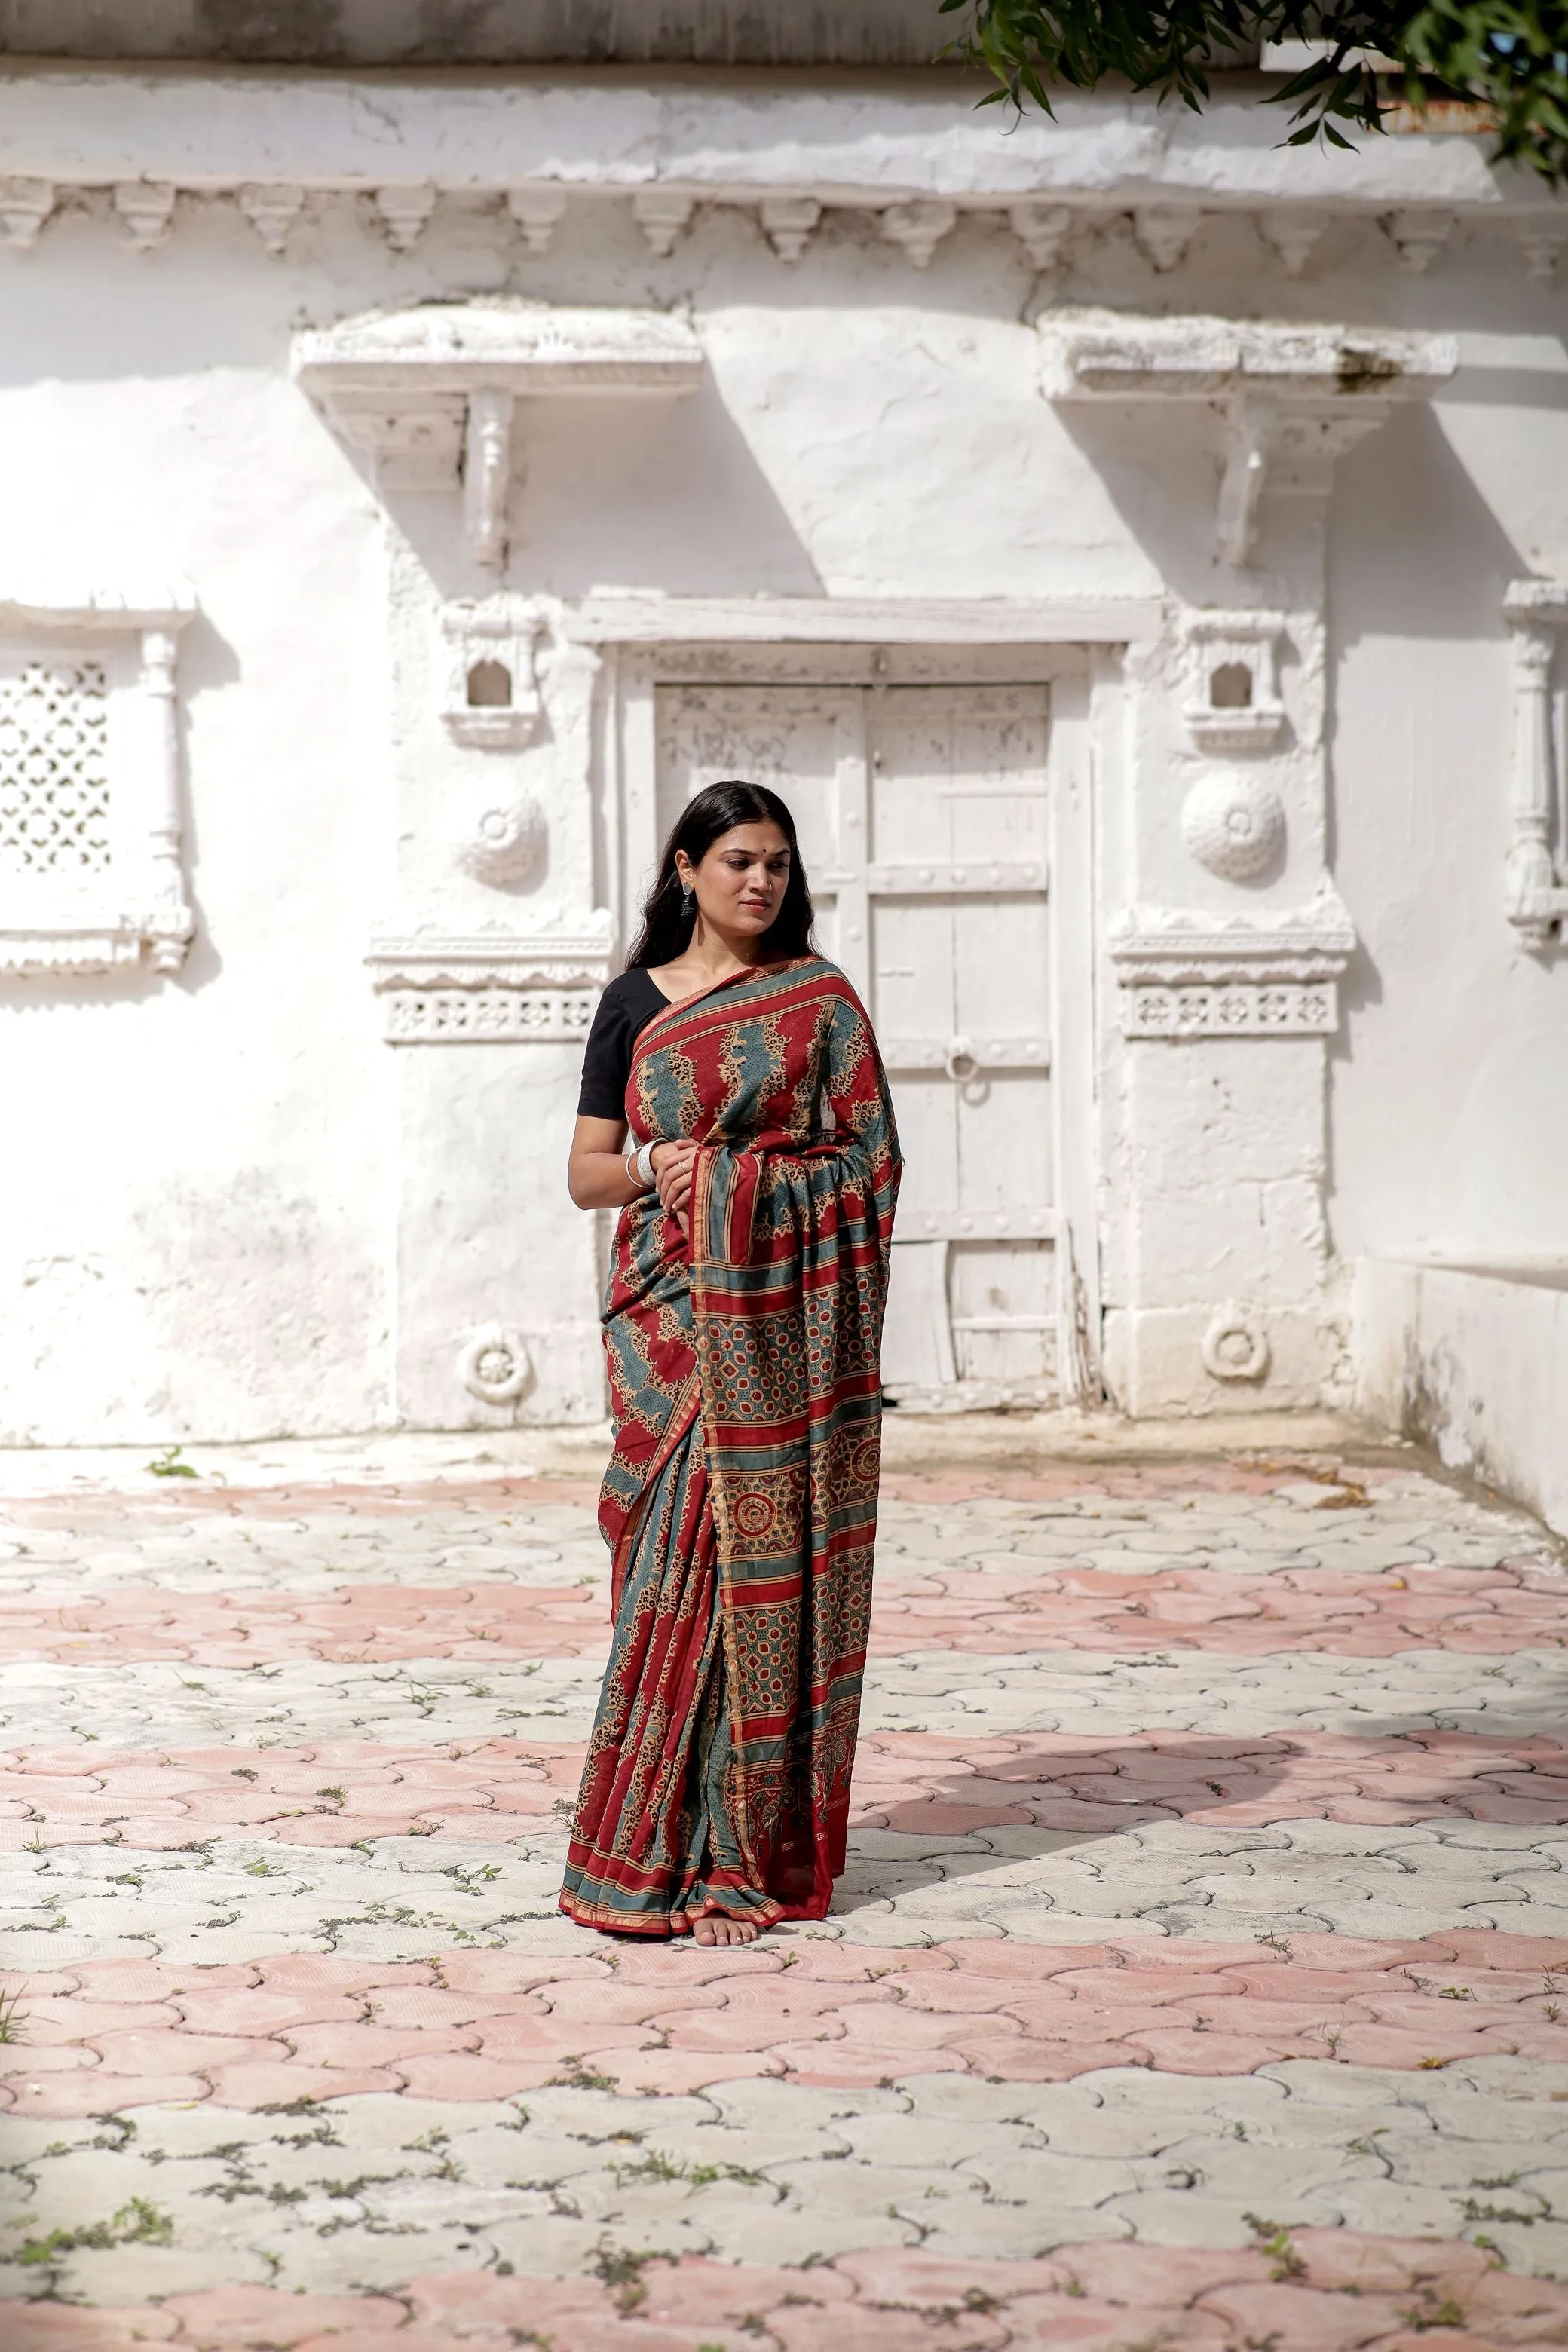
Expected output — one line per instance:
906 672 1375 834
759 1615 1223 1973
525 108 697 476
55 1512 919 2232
1109 889 1357 1038
1502 578 1568 948
292 303 703 569
1041 314 1456 567
365 926 614 1043
0 583 198 978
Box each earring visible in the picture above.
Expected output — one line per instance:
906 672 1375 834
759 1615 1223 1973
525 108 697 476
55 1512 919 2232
681 882 694 912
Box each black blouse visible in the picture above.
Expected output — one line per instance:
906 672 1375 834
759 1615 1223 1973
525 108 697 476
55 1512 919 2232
576 968 672 1120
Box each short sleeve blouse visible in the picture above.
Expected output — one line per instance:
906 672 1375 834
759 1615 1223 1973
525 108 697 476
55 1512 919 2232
576 968 672 1120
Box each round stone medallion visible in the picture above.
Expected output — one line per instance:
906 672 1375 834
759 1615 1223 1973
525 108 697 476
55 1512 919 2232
1181 769 1286 881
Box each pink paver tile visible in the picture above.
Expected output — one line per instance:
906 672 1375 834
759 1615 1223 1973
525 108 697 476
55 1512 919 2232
161 2286 407 2347
4 2311 181 2349
199 2060 403 2104
11 1931 1568 2102
612 2047 789 2096
0 2069 208 2117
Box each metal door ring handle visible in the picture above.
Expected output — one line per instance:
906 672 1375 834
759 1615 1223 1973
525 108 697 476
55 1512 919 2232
944 1038 978 1082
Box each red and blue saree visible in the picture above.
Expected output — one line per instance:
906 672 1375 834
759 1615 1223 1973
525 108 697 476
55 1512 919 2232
560 956 901 1935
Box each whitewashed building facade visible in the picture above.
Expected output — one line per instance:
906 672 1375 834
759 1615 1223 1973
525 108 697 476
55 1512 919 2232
1 5 1565 1495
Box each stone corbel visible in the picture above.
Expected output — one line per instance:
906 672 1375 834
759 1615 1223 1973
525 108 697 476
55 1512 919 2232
1502 580 1568 948
364 923 614 1044
1109 887 1357 1038
1041 314 1457 568
292 303 704 570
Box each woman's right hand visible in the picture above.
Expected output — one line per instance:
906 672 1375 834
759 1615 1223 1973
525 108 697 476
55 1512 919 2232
652 1139 699 1234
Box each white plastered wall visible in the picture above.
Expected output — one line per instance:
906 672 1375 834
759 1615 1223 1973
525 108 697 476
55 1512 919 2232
0 74 1561 1439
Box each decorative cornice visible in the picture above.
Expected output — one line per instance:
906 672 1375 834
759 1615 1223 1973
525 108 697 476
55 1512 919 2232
0 583 197 629
1110 891 1357 1037
0 71 1544 208
0 922 149 978
364 927 615 1042
366 929 614 993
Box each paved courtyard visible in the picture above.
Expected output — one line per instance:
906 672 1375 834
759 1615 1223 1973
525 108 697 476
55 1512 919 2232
2 1432 1568 2347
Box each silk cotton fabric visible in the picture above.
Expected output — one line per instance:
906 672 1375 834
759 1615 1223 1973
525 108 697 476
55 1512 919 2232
560 957 901 1936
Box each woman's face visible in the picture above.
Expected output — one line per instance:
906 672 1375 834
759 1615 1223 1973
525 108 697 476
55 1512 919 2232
678 821 792 941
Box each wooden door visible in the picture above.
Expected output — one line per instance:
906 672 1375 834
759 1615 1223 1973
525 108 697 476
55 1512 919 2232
654 673 1064 1407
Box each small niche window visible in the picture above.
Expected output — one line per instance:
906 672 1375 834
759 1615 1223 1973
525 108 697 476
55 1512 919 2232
441 598 544 749
466 658 513 710
1209 661 1254 710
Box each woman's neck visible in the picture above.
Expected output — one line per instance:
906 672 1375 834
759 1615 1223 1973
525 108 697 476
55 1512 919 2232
667 923 774 985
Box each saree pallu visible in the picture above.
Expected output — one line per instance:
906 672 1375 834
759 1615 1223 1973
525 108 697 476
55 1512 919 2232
560 957 901 1935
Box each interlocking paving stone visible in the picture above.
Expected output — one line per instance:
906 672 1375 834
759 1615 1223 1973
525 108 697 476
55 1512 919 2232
6 1647 1568 1753
1 1448 1566 2347
7 1723 1568 1853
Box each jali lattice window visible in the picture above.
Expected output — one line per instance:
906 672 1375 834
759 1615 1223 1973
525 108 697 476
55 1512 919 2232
0 590 196 978
0 660 112 879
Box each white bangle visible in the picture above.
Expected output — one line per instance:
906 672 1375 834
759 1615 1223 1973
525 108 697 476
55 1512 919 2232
626 1139 657 1190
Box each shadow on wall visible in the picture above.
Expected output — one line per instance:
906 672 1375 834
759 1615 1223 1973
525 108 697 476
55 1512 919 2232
374 377 828 607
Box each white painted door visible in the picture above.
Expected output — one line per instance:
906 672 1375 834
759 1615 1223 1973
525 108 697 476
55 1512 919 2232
654 676 1063 1407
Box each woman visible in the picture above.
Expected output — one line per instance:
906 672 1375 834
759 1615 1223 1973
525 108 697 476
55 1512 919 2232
562 780 901 1946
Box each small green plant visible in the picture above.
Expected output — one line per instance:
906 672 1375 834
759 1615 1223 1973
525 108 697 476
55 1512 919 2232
548 2056 619 2092
146 1446 199 1478
17 2197 172 2267
1401 2290 1466 2331
592 2240 657 2314
1243 2213 1306 2281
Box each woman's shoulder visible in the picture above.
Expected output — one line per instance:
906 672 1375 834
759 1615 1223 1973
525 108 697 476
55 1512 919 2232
599 966 669 1018
793 957 867 1012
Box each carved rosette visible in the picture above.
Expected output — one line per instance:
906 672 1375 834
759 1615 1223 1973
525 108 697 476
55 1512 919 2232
1181 769 1287 880
1202 1303 1271 1383
458 1324 534 1405
455 796 547 888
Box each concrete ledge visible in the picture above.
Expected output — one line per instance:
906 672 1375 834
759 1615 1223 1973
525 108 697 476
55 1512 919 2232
1354 1257 1568 1538
0 1408 1378 1498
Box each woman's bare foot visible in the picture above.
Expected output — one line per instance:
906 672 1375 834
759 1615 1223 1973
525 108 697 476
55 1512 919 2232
669 1909 761 1946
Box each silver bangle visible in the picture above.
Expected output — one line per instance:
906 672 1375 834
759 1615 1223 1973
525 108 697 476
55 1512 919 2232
626 1139 657 1190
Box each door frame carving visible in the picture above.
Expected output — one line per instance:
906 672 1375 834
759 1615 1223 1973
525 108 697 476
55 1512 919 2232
567 602 1128 1408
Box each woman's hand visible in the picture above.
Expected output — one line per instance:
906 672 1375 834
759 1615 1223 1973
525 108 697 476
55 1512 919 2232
652 1138 699 1235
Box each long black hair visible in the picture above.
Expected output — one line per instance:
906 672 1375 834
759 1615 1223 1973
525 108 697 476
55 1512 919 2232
625 779 816 970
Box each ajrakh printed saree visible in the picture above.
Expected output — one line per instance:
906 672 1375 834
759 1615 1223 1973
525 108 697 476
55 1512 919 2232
560 957 901 1934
